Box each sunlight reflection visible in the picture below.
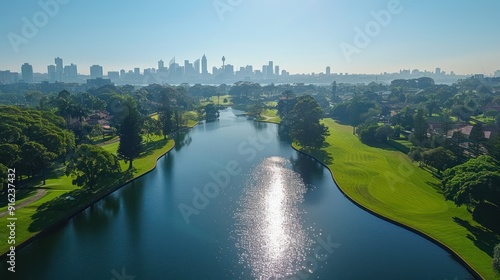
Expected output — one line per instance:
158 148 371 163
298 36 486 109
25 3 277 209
234 157 312 279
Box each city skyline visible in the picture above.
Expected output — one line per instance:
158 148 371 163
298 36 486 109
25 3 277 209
1 1 500 76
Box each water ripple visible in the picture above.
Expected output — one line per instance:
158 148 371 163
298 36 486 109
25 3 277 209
233 157 313 279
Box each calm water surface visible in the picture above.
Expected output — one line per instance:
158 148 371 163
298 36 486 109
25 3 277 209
1 108 474 279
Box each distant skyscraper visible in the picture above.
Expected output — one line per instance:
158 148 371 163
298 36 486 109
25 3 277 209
64 63 78 81
134 67 140 76
275 66 280 76
108 71 120 81
194 59 200 75
268 61 274 76
55 57 63 82
21 63 33 83
158 60 165 72
201 55 208 75
435 67 441 75
47 65 56 82
90 65 103 79
326 66 331 75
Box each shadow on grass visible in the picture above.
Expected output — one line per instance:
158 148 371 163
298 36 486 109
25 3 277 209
301 142 334 165
141 138 169 158
453 217 500 257
28 171 133 233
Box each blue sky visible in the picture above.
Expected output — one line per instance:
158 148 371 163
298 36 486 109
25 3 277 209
1 0 499 75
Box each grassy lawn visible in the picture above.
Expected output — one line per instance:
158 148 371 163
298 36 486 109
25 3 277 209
0 136 175 255
256 109 281 124
200 95 232 106
301 119 499 279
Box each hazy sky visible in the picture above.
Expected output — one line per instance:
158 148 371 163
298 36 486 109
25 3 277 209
1 0 499 75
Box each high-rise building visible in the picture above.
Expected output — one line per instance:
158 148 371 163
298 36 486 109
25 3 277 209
64 63 78 81
55 57 63 82
0 71 19 84
47 65 56 82
108 71 120 81
201 55 208 75
268 61 274 76
134 67 141 76
158 60 165 72
326 66 331 75
435 67 441 75
194 59 200 75
90 65 103 79
21 63 33 83
275 66 280 76
120 69 126 77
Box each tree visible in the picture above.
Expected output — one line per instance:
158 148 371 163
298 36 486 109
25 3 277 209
494 243 500 274
117 97 143 170
413 108 428 145
204 103 220 121
448 131 466 163
487 132 500 161
288 95 329 149
19 142 56 184
422 147 457 173
442 156 500 210
66 144 121 189
408 147 425 166
469 122 486 157
247 101 265 117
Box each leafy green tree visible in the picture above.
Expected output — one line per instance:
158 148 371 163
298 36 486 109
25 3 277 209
422 147 457 173
408 147 425 167
413 108 428 145
204 103 220 121
66 144 121 189
469 122 486 157
442 155 500 210
493 243 500 274
247 101 265 117
142 118 162 142
448 131 466 163
487 132 500 161
117 97 143 170
288 95 329 149
19 142 57 184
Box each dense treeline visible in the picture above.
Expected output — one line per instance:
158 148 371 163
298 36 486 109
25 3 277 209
0 106 75 185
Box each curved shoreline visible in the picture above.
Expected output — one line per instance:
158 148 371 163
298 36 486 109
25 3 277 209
290 145 484 280
0 122 199 260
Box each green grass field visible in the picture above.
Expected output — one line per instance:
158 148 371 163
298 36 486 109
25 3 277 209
256 109 281 124
300 119 499 279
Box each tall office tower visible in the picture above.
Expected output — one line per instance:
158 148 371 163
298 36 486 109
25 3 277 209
201 55 208 75
55 57 63 81
21 63 34 83
158 60 165 72
435 67 441 75
64 63 78 81
268 61 274 76
193 59 200 75
326 66 331 75
47 65 56 82
262 65 267 76
134 68 140 76
275 66 280 76
90 65 103 79
120 69 126 77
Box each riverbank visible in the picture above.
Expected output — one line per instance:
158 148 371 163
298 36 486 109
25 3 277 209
254 113 496 279
0 121 200 257
305 119 499 279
